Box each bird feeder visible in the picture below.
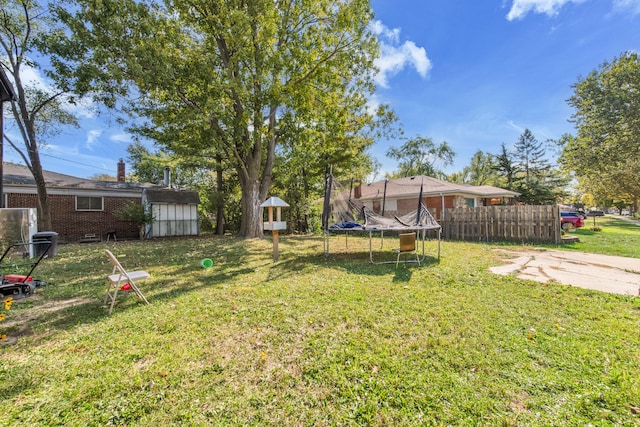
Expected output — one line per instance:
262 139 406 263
260 196 289 261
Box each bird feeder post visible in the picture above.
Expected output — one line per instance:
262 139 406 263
260 197 289 262
273 229 279 261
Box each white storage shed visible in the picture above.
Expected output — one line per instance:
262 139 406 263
142 189 200 238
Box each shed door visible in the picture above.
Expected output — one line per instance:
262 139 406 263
151 204 199 237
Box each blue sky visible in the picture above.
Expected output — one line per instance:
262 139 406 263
4 0 640 179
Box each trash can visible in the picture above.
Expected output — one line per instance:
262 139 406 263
32 231 59 258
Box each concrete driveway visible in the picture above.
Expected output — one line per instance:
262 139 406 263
490 248 640 296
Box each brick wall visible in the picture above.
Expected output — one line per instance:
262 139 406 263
396 195 454 220
7 193 141 242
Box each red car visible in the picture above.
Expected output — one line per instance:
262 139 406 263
560 211 584 230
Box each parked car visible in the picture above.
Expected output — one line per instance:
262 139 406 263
560 211 585 230
586 210 605 217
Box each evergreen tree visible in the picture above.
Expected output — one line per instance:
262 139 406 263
491 143 519 190
512 129 565 205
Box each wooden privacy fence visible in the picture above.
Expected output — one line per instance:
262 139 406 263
441 205 561 244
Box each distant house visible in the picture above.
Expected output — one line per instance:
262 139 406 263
354 175 519 220
2 161 200 242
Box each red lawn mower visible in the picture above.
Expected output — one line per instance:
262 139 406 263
0 241 50 299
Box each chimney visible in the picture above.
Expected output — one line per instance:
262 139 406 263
353 181 362 199
117 159 126 182
164 166 171 187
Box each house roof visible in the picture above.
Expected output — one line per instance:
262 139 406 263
358 175 519 201
2 162 155 191
143 188 200 204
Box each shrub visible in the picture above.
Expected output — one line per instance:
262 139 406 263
114 201 154 239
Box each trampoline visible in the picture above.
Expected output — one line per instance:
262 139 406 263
322 172 441 265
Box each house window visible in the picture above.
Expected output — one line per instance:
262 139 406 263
76 196 103 211
464 198 475 208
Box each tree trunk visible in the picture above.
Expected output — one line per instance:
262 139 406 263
238 177 263 238
30 157 52 231
215 155 225 236
236 108 276 238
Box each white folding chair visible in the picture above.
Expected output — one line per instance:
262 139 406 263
104 250 150 314
395 232 420 268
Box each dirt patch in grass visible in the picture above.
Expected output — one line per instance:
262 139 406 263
1 296 93 344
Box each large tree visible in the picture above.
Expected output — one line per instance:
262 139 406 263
1 0 78 230
46 0 382 237
386 136 455 178
514 129 549 184
448 150 497 186
512 129 555 204
561 52 640 212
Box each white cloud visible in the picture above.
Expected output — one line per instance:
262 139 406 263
370 20 432 88
506 0 586 20
64 96 96 119
110 133 131 143
506 0 640 19
370 20 400 43
18 66 50 90
612 0 640 14
366 94 381 116
507 120 525 133
86 129 101 149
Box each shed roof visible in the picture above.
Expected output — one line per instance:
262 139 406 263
143 188 200 204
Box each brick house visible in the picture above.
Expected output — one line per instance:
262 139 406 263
2 161 198 242
355 175 519 220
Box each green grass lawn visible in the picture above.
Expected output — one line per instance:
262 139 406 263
559 216 640 258
1 227 639 426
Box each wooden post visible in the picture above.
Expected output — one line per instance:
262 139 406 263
265 205 278 261
273 230 279 261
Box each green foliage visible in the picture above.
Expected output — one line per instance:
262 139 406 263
387 136 455 178
88 173 116 181
492 142 520 190
113 201 153 232
272 147 380 233
449 150 498 185
488 130 569 205
114 201 153 239
562 52 640 211
47 0 385 238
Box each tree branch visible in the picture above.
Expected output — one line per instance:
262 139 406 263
3 133 31 169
